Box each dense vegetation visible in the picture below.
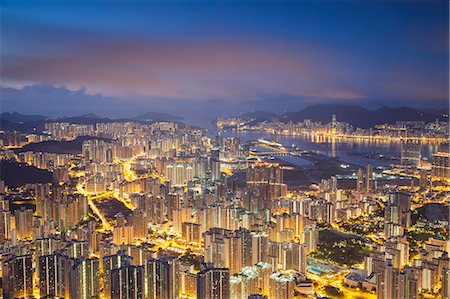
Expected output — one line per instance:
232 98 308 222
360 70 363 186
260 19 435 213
311 229 371 266
323 285 344 298
15 136 111 154
0 159 53 187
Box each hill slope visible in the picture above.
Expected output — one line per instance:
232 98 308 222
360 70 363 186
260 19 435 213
282 104 447 128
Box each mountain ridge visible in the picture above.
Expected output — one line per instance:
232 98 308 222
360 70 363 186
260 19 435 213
0 111 47 123
0 111 183 132
133 111 183 122
281 104 447 128
1 104 447 132
225 104 448 128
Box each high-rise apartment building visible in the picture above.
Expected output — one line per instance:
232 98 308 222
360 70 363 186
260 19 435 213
147 257 179 299
432 152 450 179
2 254 34 299
197 264 230 299
110 265 145 299
69 257 100 299
38 253 69 298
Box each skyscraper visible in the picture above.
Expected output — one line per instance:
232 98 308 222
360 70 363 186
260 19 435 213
397 268 418 299
182 222 202 243
384 192 411 239
69 257 100 299
197 264 230 299
365 164 373 193
147 257 179 299
14 208 33 240
356 168 364 192
246 162 286 212
110 265 145 299
382 260 399 299
2 254 33 299
103 252 132 298
131 208 149 239
401 141 421 166
431 152 450 179
211 149 221 181
39 253 69 298
442 268 450 299
269 272 295 299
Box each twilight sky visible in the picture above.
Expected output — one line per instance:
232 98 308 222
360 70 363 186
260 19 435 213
1 0 448 119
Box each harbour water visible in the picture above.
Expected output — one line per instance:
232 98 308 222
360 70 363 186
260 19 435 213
185 117 443 168
225 130 441 167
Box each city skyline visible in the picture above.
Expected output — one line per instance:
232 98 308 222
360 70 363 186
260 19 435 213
0 1 449 299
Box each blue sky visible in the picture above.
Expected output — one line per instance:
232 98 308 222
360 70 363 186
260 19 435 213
1 0 448 118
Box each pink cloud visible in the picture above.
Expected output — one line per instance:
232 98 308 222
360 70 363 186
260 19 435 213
3 38 364 102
